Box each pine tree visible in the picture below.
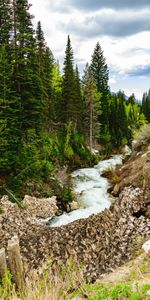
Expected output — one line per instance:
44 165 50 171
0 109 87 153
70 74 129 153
142 90 150 122
109 93 129 147
90 42 109 139
74 65 84 132
109 95 118 146
35 21 46 77
35 21 54 126
90 42 109 95
61 35 76 125
118 94 128 145
0 1 21 173
127 93 136 105
83 68 101 150
0 0 12 45
10 0 44 135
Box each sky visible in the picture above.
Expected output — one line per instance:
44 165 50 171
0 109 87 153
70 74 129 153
30 0 150 100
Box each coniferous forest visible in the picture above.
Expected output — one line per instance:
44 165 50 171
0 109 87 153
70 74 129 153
0 0 149 200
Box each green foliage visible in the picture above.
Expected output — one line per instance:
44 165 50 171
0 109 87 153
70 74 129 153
0 270 13 299
90 42 109 95
62 187 73 203
0 0 148 203
142 90 150 122
51 62 63 121
82 66 101 149
61 35 75 124
87 283 150 300
64 122 74 159
61 36 83 130
107 92 146 148
90 42 109 138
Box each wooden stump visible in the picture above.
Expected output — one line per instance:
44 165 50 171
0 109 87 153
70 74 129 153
7 236 24 290
0 248 7 279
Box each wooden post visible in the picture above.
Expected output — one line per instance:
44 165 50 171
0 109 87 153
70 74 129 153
0 248 7 279
7 236 24 290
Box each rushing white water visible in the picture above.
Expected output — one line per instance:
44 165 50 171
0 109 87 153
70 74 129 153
49 154 123 227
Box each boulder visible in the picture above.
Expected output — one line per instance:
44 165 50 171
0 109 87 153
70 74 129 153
112 184 120 196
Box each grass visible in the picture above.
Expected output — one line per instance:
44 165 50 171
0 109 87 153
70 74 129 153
0 253 149 300
87 283 150 300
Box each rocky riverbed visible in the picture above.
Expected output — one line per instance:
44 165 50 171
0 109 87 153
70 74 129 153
0 141 150 281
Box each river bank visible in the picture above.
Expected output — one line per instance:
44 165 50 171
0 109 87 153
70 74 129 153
49 154 123 227
0 139 150 281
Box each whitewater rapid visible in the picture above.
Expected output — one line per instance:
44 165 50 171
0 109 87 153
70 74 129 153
49 154 123 227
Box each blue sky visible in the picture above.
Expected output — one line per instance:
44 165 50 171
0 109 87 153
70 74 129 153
30 0 150 99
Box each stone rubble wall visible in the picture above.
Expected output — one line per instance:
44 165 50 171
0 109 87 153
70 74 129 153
0 187 149 281
24 195 58 218
0 195 58 247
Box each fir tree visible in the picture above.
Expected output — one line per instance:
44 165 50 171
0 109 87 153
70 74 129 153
35 21 54 126
142 90 150 122
127 93 136 105
90 42 109 95
11 0 44 135
74 65 84 132
0 0 12 45
61 35 76 125
90 42 109 139
83 68 101 150
0 2 20 173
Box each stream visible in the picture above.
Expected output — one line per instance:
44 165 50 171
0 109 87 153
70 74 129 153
49 153 126 227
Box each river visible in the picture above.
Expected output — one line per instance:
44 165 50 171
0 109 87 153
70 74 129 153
49 153 127 227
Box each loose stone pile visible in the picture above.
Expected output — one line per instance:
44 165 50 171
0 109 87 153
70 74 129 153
1 187 149 281
0 195 58 248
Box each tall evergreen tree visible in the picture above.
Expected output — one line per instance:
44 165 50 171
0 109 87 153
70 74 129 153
10 0 44 135
0 0 12 45
0 0 21 173
61 35 76 125
90 42 109 139
142 90 150 122
35 21 54 126
83 67 101 149
74 65 84 131
127 93 136 105
109 93 128 147
90 42 109 95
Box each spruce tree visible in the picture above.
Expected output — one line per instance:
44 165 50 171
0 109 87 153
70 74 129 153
142 90 150 122
11 0 44 135
74 65 84 132
35 21 54 126
90 42 109 139
61 35 76 125
127 93 136 105
83 67 101 150
90 42 109 94
35 21 46 77
0 1 21 173
0 0 12 45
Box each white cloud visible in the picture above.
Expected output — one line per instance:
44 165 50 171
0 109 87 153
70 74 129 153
29 0 150 99
109 78 117 85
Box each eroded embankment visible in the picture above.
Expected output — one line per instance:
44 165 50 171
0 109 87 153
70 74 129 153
0 187 150 280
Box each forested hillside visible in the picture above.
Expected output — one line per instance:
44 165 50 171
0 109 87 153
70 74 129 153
0 0 149 200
